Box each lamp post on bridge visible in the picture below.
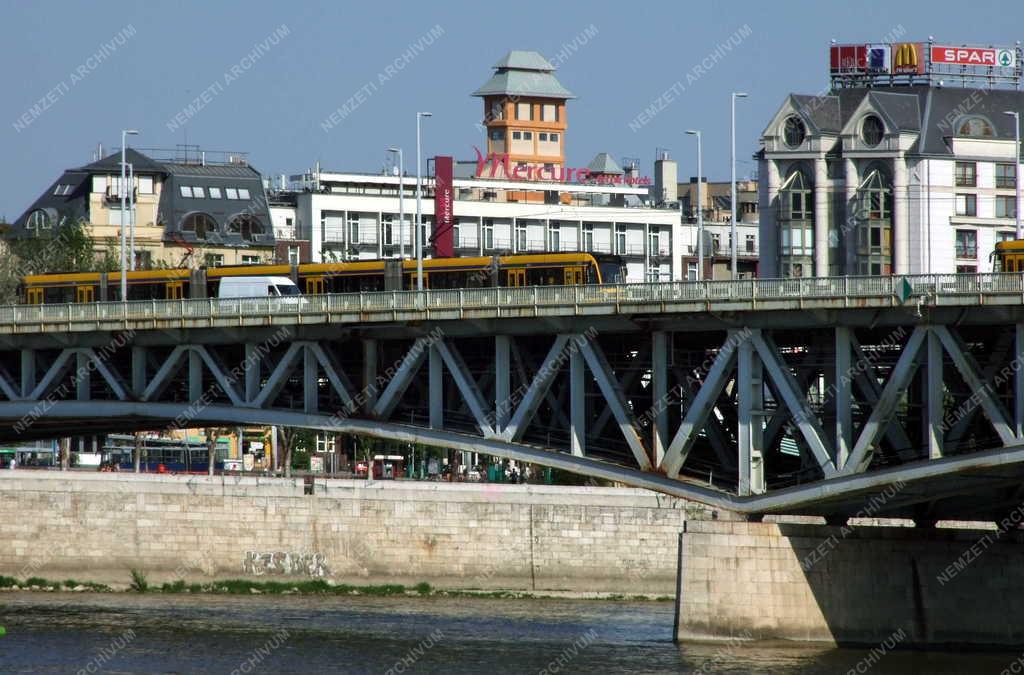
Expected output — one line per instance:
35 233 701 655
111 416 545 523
1005 110 1022 240
119 128 138 301
731 92 748 280
388 147 405 259
686 129 703 281
415 112 432 293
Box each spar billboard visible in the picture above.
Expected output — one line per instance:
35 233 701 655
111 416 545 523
930 45 1016 68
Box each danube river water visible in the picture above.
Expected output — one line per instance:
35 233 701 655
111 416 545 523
0 592 1019 674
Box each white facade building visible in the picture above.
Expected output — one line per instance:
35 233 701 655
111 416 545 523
278 169 688 282
759 85 1024 277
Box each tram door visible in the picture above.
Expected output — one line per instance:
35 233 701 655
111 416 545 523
26 288 43 305
506 269 526 287
306 276 325 294
76 285 95 303
563 267 583 285
165 282 184 300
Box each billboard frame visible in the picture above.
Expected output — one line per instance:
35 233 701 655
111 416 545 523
829 40 1022 89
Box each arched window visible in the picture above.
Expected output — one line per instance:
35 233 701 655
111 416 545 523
778 169 814 277
181 212 218 240
854 168 894 276
956 116 995 137
779 170 813 220
26 208 54 232
227 214 265 241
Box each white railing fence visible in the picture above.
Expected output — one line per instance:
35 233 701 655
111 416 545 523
2 273 1023 329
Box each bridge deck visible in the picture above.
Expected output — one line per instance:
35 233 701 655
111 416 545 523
4 273 1024 522
4 273 1024 335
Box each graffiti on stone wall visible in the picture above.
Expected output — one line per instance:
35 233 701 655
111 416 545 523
242 551 330 578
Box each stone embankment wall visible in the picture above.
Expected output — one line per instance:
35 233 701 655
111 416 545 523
677 520 1024 647
0 472 719 593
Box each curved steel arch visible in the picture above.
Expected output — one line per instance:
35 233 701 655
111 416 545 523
0 399 741 509
4 400 1024 521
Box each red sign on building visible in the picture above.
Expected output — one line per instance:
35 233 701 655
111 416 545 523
433 156 454 258
830 44 867 73
930 45 999 66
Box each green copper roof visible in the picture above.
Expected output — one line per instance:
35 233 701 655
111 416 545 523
472 50 575 99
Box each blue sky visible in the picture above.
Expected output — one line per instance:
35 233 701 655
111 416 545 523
2 0 1023 219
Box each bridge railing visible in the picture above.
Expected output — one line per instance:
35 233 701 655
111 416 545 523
2 273 1024 330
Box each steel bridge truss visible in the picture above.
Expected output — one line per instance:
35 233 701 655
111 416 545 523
2 318 1023 493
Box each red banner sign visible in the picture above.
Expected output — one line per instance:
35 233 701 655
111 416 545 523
931 45 998 66
830 44 866 73
432 155 454 258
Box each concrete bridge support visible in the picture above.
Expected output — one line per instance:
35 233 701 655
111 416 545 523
675 520 1024 647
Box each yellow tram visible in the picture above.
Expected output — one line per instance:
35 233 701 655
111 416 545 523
994 240 1024 272
20 252 627 304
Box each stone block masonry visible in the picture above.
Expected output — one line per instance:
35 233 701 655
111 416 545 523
0 472 720 593
677 520 1024 647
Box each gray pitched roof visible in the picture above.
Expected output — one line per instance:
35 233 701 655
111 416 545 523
164 162 260 178
587 153 623 174
472 50 575 99
12 170 90 231
867 91 921 131
492 50 555 71
918 85 1024 155
781 85 1024 158
11 148 276 246
81 148 165 175
790 94 841 133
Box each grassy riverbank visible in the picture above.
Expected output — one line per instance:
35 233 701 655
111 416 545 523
0 574 672 601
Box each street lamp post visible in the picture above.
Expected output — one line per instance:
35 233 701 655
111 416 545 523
1005 111 1022 239
686 130 703 281
415 112 432 292
119 129 138 301
128 162 136 270
388 147 405 258
731 92 748 280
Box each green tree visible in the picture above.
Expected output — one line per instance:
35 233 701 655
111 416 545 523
8 218 98 275
204 427 232 476
278 427 316 477
0 218 110 304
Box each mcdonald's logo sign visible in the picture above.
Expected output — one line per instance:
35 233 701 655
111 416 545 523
892 43 924 74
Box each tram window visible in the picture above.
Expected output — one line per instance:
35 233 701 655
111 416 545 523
127 283 167 301
44 286 74 304
526 267 562 286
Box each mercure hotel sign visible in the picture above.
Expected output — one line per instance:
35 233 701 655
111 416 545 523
473 147 651 186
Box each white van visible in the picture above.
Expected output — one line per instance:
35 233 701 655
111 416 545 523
217 276 301 298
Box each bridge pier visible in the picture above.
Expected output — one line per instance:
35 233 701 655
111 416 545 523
675 520 1024 647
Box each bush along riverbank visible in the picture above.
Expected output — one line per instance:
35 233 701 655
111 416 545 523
0 573 673 601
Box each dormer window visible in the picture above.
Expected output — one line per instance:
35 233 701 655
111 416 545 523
26 209 53 231
956 116 994 137
861 115 885 147
783 116 806 148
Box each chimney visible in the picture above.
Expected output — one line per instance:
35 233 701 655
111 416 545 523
654 152 677 204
